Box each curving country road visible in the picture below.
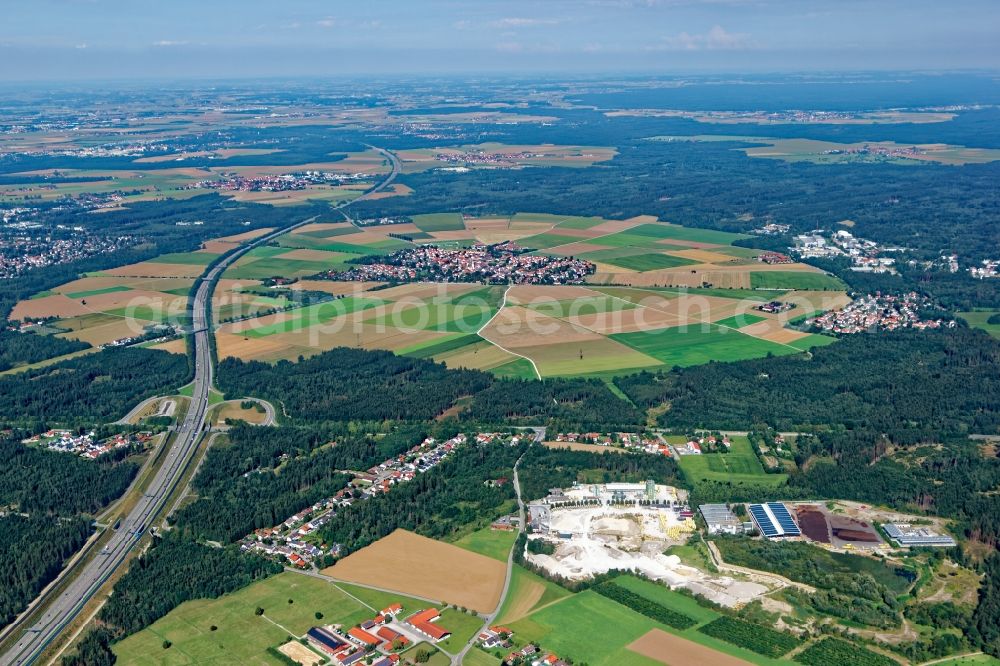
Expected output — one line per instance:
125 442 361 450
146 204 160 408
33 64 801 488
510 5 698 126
0 147 400 666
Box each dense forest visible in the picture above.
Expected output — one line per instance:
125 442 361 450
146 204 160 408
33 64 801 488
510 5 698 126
0 347 190 427
625 327 1000 439
218 346 649 429
0 330 90 372
217 348 491 422
0 435 138 515
0 514 91 630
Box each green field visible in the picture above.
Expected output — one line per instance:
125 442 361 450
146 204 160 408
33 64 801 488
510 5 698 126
412 212 465 232
714 313 766 329
150 252 221 266
452 527 517 562
612 324 799 369
491 358 539 379
365 303 495 333
435 608 487 653
626 223 749 244
463 648 503 666
223 255 350 280
677 436 787 486
528 295 636 318
495 565 571 625
601 252 698 271
519 232 583 249
113 573 372 664
959 311 1000 339
611 576 720 625
400 332 480 358
750 271 846 291
65 285 132 299
244 297 384 337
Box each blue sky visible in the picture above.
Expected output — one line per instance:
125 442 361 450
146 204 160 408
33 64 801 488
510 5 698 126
1 0 998 80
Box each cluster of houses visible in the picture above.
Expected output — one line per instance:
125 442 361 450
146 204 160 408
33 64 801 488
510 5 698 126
502 644 572 666
807 292 955 334
0 230 135 278
970 259 1000 279
822 143 927 161
751 222 791 236
191 170 372 194
356 216 412 227
435 149 542 166
102 324 178 350
550 431 669 456
322 243 595 286
21 429 148 459
756 300 793 314
756 251 794 265
241 434 471 567
793 229 900 274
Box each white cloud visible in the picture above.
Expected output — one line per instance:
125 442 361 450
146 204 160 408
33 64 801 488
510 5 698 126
153 40 188 47
316 17 336 28
495 41 524 52
655 25 753 50
492 17 561 28
75 43 88 49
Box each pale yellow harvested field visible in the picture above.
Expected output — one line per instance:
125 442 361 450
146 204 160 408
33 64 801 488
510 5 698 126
506 284 599 304
278 641 323 666
435 341 519 370
199 240 240 253
292 222 355 234
323 530 506 613
593 268 752 289
668 248 740 264
543 241 613 257
215 332 296 362
106 261 206 278
150 338 188 355
76 289 186 314
278 248 350 263
426 230 477 242
292 280 384 295
475 231 544 244
11 294 92 320
543 441 629 454
587 218 645 234
565 308 681 334
463 218 512 231
58 319 150 346
518 338 661 375
364 282 479 301
272 324 448 354
212 401 268 426
480 307 603 348
780 290 852 313
628 629 752 666
364 183 414 200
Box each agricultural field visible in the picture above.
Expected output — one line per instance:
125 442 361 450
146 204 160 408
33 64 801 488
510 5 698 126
959 311 1000 339
0 148 389 208
112 571 427 665
495 565 573 624
504 587 790 666
451 526 517 562
676 436 788 487
394 142 617 174
649 135 1000 166
320 529 507 613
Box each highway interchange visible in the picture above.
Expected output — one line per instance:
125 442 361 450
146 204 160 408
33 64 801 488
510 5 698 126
0 147 399 666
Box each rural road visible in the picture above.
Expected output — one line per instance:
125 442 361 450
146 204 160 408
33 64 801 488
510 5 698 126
0 148 400 666
453 426 544 665
476 285 542 380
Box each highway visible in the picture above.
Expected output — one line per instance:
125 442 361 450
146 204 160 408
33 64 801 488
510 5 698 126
0 147 399 666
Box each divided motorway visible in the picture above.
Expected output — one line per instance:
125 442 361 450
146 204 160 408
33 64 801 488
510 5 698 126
0 147 399 666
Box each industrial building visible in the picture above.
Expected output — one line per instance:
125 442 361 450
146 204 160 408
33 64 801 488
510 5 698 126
699 504 745 535
748 502 801 538
882 523 956 548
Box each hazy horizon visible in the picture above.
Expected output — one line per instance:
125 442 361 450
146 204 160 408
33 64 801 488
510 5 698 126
2 0 998 81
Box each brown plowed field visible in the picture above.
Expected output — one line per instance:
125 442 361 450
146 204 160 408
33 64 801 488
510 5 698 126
627 629 752 666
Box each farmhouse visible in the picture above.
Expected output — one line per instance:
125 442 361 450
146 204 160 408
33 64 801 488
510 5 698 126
405 608 452 642
306 627 348 656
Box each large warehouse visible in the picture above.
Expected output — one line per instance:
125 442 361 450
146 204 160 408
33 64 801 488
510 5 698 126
748 502 801 538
